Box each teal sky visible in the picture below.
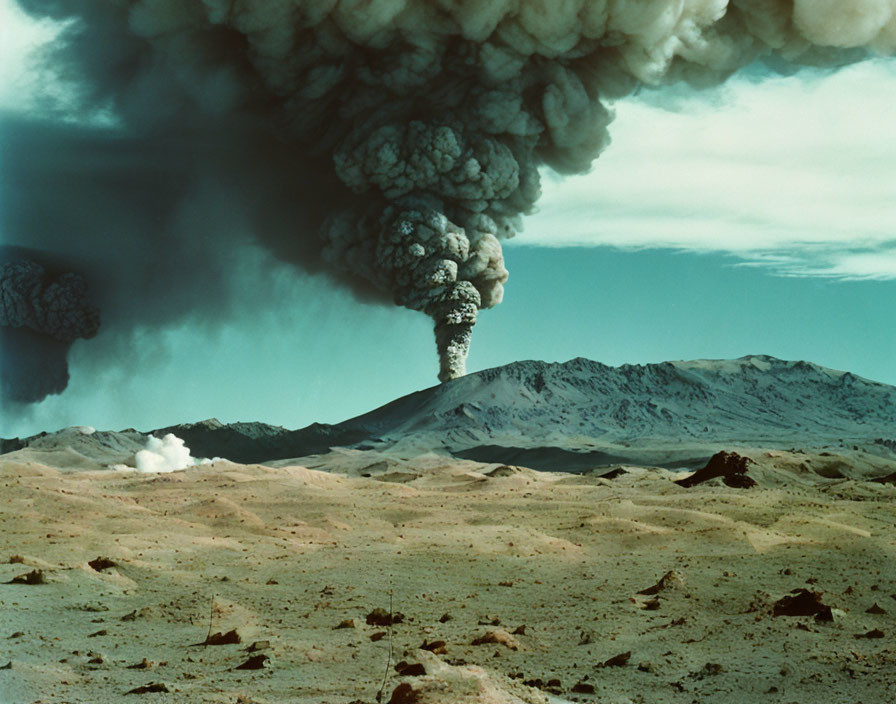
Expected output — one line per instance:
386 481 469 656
7 244 893 437
1 1 895 437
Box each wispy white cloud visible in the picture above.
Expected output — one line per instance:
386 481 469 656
0 0 61 110
520 59 896 279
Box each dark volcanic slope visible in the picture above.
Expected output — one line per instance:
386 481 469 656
337 354 896 446
3 355 896 468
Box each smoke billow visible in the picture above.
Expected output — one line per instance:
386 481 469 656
2 1 894 400
0 255 100 401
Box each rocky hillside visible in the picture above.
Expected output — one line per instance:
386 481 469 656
3 356 895 470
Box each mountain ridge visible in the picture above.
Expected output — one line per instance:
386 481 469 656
3 355 895 469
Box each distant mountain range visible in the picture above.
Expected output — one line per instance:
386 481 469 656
4 355 896 471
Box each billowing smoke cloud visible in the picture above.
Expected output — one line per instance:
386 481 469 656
0 253 100 401
2 1 894 400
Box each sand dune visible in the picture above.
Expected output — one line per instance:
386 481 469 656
2 446 895 703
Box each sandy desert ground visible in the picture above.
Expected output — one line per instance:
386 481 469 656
1 447 895 703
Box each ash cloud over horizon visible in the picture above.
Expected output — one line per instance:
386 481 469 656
2 0 894 406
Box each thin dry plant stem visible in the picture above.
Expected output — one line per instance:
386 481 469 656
204 593 216 647
375 582 394 702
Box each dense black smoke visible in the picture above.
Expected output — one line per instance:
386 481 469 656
0 254 100 401
2 0 893 403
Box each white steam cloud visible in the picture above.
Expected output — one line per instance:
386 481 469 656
2 0 894 398
131 433 211 473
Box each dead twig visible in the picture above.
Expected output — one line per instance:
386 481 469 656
375 580 394 703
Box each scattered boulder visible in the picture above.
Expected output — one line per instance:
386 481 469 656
88 557 117 572
692 663 724 679
485 465 518 478
638 570 683 595
772 589 833 621
5 570 45 585
521 677 562 695
420 640 447 655
395 661 427 677
125 683 169 695
600 651 631 667
234 654 269 670
334 619 355 630
367 608 404 627
471 629 518 650
676 452 756 488
197 629 241 646
870 472 896 485
388 682 420 704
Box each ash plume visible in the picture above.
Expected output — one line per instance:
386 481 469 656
3 1 894 400
0 254 99 402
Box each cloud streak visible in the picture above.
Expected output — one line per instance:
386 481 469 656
521 59 896 279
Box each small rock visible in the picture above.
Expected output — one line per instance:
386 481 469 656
366 608 404 627
638 571 683 596
394 661 426 677
234 654 269 670
694 663 724 678
245 640 270 652
88 557 117 572
471 629 518 650
125 683 169 695
601 651 631 668
438 613 452 623
199 629 241 646
370 632 387 642
578 631 592 645
571 682 595 694
388 682 420 704
866 603 887 615
855 629 885 639
88 630 108 638
6 570 45 585
334 619 355 629
420 639 447 654
772 589 832 620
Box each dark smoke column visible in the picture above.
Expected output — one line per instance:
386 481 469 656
0 258 100 402
429 282 480 382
